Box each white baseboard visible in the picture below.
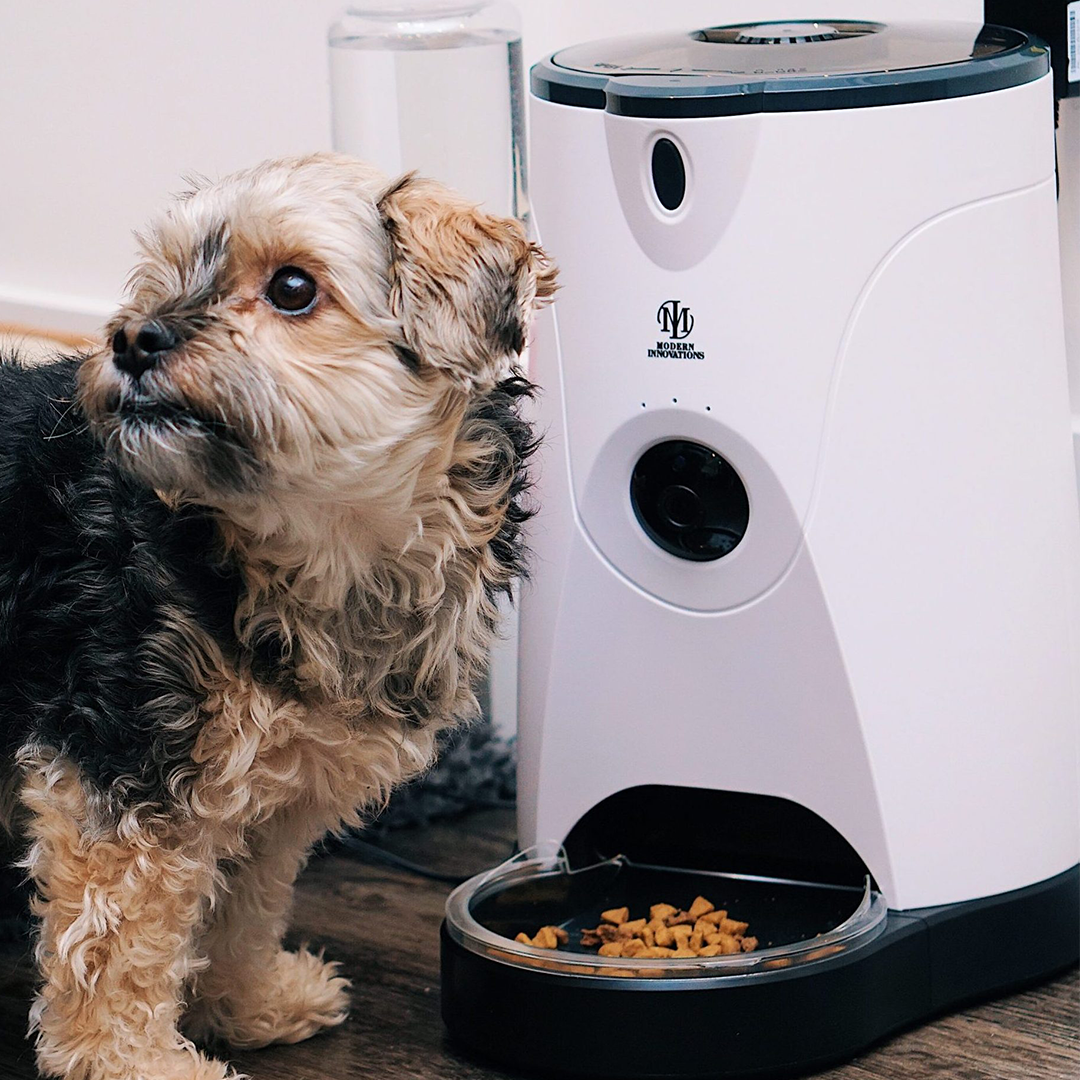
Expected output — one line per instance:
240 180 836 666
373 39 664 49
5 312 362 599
0 287 112 339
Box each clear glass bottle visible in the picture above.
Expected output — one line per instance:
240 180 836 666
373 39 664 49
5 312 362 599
328 2 526 221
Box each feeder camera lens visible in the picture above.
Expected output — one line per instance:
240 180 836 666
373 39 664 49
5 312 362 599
658 485 702 529
631 440 749 561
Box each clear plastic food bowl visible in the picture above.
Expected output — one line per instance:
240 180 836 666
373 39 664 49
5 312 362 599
445 842 887 982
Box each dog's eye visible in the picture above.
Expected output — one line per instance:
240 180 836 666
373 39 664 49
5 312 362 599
266 267 317 314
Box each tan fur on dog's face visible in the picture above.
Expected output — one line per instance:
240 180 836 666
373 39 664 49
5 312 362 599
78 153 555 516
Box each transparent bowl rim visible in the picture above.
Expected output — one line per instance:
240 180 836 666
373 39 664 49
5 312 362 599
444 841 888 982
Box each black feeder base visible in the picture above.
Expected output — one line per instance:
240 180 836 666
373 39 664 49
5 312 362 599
441 866 1079 1079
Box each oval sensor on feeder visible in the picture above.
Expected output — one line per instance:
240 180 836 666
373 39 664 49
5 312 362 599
651 138 685 211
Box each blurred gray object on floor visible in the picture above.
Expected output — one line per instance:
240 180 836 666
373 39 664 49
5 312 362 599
364 677 516 836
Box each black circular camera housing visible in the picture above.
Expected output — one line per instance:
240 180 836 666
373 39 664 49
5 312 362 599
631 440 749 561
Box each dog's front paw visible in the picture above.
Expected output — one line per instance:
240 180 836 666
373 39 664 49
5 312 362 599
188 948 350 1050
36 1039 240 1080
156 1048 245 1080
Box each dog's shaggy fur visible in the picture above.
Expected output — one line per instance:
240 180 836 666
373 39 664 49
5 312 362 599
0 152 555 1079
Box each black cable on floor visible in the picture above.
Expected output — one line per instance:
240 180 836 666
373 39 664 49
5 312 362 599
332 833 513 886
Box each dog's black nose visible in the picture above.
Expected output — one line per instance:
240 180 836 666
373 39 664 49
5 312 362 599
112 320 178 378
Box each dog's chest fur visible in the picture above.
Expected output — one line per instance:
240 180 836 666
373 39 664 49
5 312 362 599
0 356 527 826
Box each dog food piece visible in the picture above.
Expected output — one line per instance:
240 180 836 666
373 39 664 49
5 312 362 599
720 918 749 937
650 903 678 922
655 925 675 947
700 910 728 926
672 948 698 958
741 936 759 953
516 925 569 949
579 922 618 945
617 918 647 939
718 934 741 955
641 926 656 948
693 919 715 938
601 906 630 925
532 926 560 950
621 938 647 958
671 924 693 945
697 944 723 957
689 929 704 952
665 910 695 927
598 942 624 957
688 896 715 920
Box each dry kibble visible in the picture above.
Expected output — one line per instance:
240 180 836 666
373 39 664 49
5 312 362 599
532 926 559 949
672 924 693 944
666 910 695 927
688 896 715 920
518 895 759 962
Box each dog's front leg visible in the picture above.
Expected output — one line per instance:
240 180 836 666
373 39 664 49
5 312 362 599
20 757 235 1080
185 806 349 1050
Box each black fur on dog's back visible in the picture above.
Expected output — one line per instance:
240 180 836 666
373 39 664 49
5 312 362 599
0 355 242 814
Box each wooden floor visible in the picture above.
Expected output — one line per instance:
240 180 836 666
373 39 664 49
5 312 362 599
0 808 1075 1080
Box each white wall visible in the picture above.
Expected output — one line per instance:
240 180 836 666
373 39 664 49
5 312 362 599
0 0 981 333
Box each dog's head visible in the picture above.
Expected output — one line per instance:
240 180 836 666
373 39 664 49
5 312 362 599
79 153 556 512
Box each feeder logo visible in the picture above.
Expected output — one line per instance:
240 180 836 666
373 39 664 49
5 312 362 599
650 300 705 359
658 299 694 339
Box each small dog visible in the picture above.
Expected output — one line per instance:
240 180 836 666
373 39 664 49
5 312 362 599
0 152 555 1080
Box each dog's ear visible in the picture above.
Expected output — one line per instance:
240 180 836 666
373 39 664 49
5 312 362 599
378 174 557 391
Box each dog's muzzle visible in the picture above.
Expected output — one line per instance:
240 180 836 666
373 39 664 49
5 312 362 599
112 320 178 380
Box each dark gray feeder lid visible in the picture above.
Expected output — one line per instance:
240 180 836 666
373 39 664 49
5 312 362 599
531 20 1050 117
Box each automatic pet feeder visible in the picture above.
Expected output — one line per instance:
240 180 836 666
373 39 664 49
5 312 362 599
440 17 1080 1079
